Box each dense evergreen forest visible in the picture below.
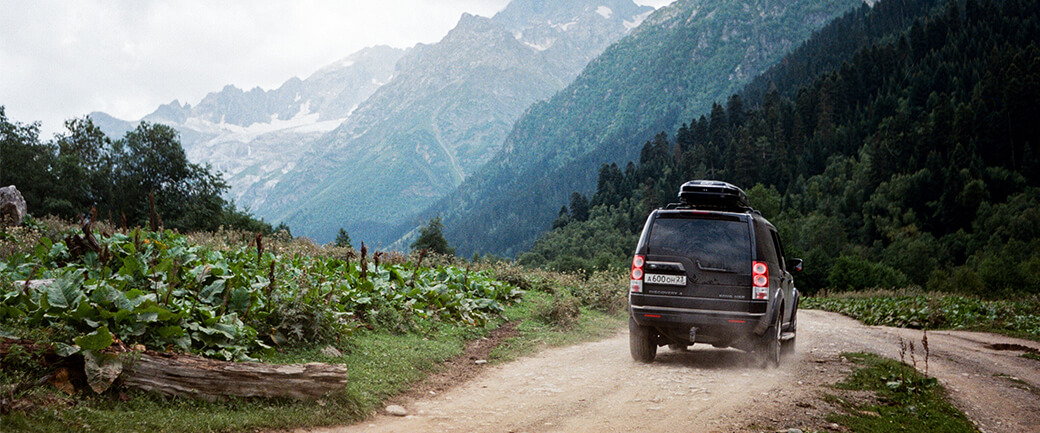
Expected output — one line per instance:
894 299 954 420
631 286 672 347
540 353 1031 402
427 0 863 257
523 0 1040 297
0 109 275 233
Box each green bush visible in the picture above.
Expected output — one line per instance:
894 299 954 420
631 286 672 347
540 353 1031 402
532 291 581 328
0 228 523 361
571 270 626 314
926 266 985 295
827 255 909 290
552 255 589 276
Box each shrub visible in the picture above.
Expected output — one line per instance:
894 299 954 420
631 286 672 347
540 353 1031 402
572 270 626 314
926 266 985 296
532 291 581 328
552 255 589 276
828 255 909 291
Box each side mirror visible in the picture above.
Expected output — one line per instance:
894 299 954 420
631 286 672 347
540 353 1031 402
790 258 803 272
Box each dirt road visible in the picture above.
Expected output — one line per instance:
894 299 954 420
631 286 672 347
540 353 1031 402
302 310 1040 433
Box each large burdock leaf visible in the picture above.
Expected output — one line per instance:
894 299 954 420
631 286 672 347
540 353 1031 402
43 269 86 309
74 325 114 351
82 350 123 394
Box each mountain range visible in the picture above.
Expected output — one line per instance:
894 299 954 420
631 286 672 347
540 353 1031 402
90 45 406 214
419 0 864 256
94 0 654 243
94 0 866 255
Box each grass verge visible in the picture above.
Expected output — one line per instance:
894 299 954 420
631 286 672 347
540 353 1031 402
826 352 977 433
490 290 626 363
0 290 625 433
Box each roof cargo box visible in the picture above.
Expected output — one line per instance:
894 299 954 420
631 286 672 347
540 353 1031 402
677 180 750 210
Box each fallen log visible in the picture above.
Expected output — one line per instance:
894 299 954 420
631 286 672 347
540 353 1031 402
2 338 351 401
119 351 352 401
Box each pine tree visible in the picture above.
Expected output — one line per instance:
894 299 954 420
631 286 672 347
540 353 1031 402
335 228 352 249
411 217 455 256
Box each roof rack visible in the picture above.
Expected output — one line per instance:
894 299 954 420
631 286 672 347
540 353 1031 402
664 202 761 215
674 180 753 212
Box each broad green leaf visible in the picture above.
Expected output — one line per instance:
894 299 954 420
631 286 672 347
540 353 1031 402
157 325 185 338
74 325 113 351
229 287 251 313
199 278 226 303
69 301 96 321
43 270 85 309
83 350 123 394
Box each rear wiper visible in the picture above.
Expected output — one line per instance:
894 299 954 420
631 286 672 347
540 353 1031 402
696 261 735 273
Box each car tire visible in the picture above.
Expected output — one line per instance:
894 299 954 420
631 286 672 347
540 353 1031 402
759 312 782 368
629 316 657 363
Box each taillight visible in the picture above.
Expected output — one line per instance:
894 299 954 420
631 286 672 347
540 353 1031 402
630 255 645 292
752 261 768 299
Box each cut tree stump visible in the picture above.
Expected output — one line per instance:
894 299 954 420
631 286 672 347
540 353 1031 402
119 351 352 401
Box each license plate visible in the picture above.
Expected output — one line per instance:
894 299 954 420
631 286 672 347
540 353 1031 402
644 274 686 286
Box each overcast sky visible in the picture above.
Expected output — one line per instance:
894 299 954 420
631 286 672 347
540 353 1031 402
1 0 673 138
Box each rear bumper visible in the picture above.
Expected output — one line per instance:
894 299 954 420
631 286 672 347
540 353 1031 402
629 294 771 343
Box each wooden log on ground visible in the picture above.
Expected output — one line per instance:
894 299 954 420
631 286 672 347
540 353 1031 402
2 338 351 401
119 351 352 401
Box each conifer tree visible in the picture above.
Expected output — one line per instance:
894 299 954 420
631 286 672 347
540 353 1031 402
412 217 455 256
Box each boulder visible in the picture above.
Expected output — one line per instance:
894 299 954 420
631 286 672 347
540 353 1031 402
0 185 27 227
320 345 343 358
385 404 408 416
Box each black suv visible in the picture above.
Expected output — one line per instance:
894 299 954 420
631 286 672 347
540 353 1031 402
628 180 801 366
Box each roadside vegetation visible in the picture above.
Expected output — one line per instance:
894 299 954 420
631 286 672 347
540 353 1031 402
0 217 627 433
826 352 977 433
804 290 1040 341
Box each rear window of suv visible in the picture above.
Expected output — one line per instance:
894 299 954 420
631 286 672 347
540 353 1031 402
646 214 751 271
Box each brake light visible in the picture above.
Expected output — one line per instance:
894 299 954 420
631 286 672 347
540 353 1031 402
752 261 768 299
630 255 645 292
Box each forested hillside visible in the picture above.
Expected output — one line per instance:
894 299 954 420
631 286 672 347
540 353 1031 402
524 0 1040 296
423 0 864 257
0 111 274 233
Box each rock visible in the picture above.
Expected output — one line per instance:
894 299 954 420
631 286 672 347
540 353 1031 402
475 359 488 365
0 185 27 227
787 429 803 433
829 423 842 430
320 345 342 358
385 404 407 416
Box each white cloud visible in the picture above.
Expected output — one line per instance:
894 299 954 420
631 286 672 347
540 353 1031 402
1 0 673 137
